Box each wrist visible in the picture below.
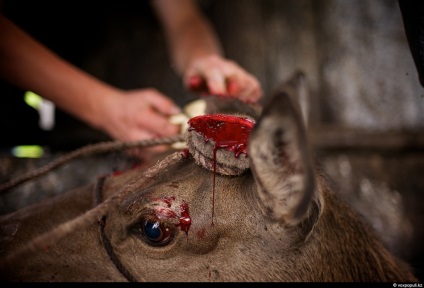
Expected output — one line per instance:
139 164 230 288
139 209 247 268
76 84 122 134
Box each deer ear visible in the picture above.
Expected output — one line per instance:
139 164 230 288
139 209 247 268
248 85 315 226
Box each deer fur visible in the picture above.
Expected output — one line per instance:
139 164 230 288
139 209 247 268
0 72 417 282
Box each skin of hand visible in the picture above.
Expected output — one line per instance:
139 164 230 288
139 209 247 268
1 0 262 151
96 88 181 142
0 14 181 147
152 0 263 103
97 88 181 156
183 54 263 103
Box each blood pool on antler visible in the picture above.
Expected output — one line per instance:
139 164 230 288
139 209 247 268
187 114 255 176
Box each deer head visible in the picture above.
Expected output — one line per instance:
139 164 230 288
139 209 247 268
0 72 417 282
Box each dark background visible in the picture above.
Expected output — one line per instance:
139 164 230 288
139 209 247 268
0 0 423 281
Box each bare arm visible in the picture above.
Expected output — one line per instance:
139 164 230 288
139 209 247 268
152 0 262 102
0 14 117 129
0 14 180 142
152 0 222 74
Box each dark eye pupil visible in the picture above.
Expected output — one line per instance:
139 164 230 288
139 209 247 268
144 220 162 241
133 216 174 246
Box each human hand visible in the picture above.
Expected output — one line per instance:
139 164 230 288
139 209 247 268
97 88 181 142
183 55 263 103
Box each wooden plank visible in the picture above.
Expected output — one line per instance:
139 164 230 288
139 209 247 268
310 126 424 150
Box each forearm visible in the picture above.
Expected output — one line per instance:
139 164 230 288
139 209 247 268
0 15 119 129
152 0 223 75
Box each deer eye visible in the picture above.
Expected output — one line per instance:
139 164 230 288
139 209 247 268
132 216 175 247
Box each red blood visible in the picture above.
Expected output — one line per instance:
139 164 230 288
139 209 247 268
188 75 208 94
227 80 239 95
188 114 255 225
177 201 191 236
111 170 123 177
162 196 175 207
188 75 202 88
182 148 190 158
151 197 191 236
188 114 254 158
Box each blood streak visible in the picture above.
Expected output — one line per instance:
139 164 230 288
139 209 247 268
152 197 192 235
188 114 255 225
177 201 191 236
182 148 190 158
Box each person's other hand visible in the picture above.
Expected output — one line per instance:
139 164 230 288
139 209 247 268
97 88 181 142
94 88 182 156
183 55 263 103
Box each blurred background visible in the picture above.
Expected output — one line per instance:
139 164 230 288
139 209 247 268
0 0 423 280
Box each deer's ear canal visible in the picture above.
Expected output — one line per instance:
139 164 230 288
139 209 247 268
248 90 315 227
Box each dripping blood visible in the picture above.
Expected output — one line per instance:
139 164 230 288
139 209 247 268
188 114 255 225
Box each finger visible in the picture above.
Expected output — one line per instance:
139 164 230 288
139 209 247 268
226 76 241 96
244 76 263 102
143 89 181 115
185 68 227 96
142 108 180 136
222 61 263 102
204 69 226 95
235 74 263 103
124 129 157 142
186 75 209 94
184 66 203 90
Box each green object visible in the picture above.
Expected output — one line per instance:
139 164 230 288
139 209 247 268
12 145 44 158
24 91 43 109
